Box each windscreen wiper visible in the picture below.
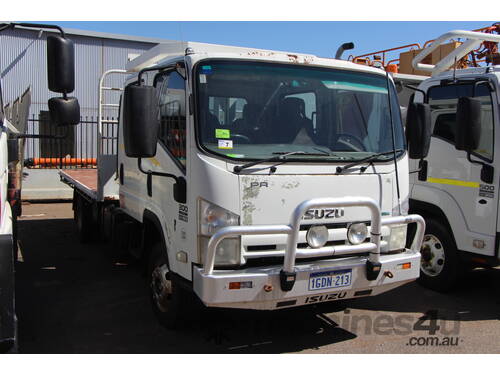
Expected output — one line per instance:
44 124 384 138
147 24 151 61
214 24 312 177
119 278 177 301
233 151 311 174
335 149 403 174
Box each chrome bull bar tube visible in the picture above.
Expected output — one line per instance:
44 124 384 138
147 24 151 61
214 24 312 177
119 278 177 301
284 197 381 272
381 214 426 252
203 225 292 276
202 197 425 292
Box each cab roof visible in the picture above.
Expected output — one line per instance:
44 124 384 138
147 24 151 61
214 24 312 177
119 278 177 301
125 40 389 77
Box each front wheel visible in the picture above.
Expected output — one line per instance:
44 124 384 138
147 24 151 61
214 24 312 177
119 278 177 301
417 218 462 292
147 243 192 329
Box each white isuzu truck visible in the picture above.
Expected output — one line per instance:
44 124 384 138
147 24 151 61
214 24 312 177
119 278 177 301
402 29 500 291
59 41 426 326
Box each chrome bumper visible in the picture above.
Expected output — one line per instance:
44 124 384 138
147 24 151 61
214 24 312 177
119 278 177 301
193 197 425 310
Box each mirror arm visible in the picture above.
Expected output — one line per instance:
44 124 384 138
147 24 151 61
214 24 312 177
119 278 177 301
137 157 178 180
137 158 184 199
0 22 66 38
466 152 494 184
466 152 485 167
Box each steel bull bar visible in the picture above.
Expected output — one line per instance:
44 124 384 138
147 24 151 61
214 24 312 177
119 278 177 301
202 197 425 292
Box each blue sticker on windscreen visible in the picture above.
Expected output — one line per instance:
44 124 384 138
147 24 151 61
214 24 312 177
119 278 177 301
201 65 213 74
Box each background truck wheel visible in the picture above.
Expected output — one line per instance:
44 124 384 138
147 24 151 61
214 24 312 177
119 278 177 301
417 218 462 292
147 243 191 329
75 195 92 243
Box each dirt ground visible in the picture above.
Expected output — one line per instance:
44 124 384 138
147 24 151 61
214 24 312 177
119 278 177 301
14 202 500 353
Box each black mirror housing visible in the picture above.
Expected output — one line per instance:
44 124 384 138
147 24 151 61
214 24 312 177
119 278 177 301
123 85 159 158
48 97 80 126
406 102 431 159
455 97 482 152
47 35 75 94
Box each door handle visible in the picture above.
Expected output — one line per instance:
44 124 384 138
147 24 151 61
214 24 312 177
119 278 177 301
478 199 487 205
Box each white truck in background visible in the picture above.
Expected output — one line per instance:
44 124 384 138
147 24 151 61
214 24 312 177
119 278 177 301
0 22 80 352
351 25 500 291
0 80 16 352
59 41 426 326
404 29 500 291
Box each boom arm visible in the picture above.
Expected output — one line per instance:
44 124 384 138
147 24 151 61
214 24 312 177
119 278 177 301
412 30 500 76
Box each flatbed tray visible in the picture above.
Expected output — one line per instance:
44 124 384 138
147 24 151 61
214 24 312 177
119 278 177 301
59 169 98 200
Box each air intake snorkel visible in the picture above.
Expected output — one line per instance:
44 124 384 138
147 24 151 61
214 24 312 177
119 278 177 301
335 42 355 60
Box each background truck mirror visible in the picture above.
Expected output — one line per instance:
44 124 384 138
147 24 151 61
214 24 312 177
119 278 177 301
455 97 482 152
406 102 431 159
123 85 159 158
48 97 80 126
47 35 75 94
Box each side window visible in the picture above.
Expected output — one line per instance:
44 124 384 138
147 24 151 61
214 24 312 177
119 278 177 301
157 71 187 168
429 83 494 160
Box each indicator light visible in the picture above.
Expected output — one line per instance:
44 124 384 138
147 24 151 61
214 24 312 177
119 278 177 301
228 281 253 290
397 262 411 270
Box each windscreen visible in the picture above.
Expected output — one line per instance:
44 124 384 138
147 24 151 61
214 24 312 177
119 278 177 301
196 60 404 161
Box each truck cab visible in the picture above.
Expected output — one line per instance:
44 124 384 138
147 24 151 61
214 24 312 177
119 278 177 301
400 29 500 291
408 66 500 290
107 41 426 320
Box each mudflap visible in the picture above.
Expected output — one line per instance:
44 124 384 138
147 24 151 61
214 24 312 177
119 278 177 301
0 234 16 353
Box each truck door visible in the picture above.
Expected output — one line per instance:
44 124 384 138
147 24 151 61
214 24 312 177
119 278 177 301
422 82 498 255
152 69 188 268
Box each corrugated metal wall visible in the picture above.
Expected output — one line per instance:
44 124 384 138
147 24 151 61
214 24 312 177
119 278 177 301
0 28 157 161
0 27 155 114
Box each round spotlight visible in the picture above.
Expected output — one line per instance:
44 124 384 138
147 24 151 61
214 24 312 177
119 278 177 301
306 225 329 248
347 222 368 245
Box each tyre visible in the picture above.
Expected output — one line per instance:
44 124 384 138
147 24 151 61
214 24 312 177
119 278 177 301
75 194 92 243
147 242 192 329
417 218 462 292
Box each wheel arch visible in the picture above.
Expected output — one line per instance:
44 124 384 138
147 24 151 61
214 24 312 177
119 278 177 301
409 198 457 248
142 209 170 268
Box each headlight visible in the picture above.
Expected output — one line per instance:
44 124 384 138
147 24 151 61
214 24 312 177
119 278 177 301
306 225 329 248
388 224 407 251
199 199 239 236
198 199 240 266
347 222 368 245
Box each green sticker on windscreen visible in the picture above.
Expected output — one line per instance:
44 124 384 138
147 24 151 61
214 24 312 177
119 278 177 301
215 128 230 139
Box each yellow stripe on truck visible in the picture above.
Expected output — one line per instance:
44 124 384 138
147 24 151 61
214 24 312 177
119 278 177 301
427 177 480 188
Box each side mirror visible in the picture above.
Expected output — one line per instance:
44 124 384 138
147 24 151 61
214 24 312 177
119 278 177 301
406 102 431 159
47 35 75 94
48 97 80 126
455 97 482 152
7 139 19 163
123 85 159 158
